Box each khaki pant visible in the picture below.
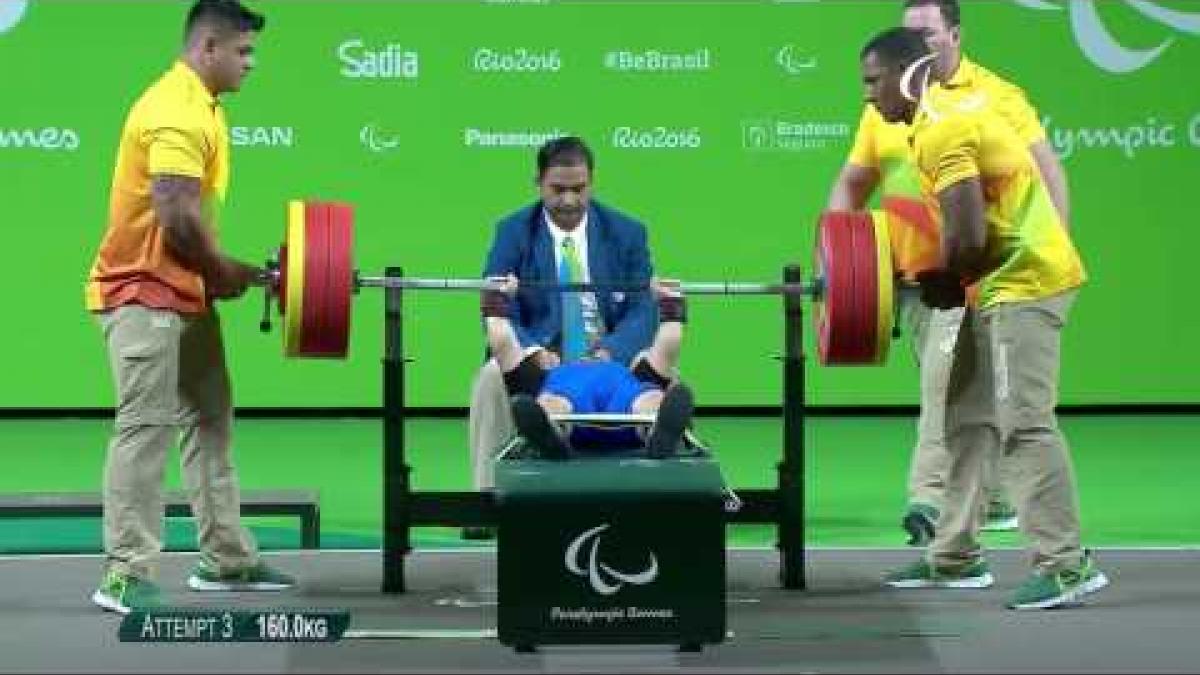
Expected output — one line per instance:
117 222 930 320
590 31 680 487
929 290 1085 573
903 298 1008 512
98 304 257 580
468 359 515 490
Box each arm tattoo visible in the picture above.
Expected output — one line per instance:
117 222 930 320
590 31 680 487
151 175 216 274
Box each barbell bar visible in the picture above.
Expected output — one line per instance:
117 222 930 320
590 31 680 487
357 277 818 296
259 200 914 365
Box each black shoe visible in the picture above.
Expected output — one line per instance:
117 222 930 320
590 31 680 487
646 383 694 458
511 395 570 460
461 526 496 541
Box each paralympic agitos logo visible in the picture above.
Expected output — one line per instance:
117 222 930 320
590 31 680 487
1014 0 1199 73
564 524 659 596
0 0 27 35
0 2 80 153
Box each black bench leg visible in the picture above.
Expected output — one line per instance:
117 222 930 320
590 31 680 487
301 508 320 549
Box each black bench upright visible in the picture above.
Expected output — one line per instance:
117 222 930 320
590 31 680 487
380 265 809 594
0 489 321 549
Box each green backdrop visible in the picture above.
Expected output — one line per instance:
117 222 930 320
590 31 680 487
1 0 1197 408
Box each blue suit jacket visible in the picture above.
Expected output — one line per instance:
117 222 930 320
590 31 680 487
482 201 657 366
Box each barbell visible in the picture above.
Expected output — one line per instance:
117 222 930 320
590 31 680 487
259 200 912 365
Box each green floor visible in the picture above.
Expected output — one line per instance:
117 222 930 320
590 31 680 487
1 414 1196 553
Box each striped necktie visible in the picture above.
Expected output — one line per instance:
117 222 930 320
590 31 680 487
559 236 588 361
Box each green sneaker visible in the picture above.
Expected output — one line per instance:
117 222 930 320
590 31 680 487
1008 552 1109 610
91 569 163 614
187 560 296 592
885 558 995 589
901 503 939 547
982 500 1020 532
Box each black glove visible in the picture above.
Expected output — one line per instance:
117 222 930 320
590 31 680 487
915 268 967 310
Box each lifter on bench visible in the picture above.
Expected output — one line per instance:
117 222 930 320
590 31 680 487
482 277 694 459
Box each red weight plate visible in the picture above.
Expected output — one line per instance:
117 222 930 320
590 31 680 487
311 201 337 356
815 212 860 364
849 211 880 364
843 213 867 363
323 201 354 358
827 214 857 363
299 200 330 356
817 211 887 365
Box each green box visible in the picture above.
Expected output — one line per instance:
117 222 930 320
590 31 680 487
495 456 727 651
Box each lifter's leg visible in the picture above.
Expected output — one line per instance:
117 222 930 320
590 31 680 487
483 302 573 413
640 281 694 456
633 281 685 384
629 320 679 415
481 287 571 459
484 314 527 375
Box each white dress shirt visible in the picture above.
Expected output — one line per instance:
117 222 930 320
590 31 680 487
544 210 604 353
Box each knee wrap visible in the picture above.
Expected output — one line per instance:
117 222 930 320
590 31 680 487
631 358 672 390
480 289 509 318
503 354 548 397
658 295 687 323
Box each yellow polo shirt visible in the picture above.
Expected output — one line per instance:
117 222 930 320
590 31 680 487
847 105 938 280
85 60 230 314
911 88 1084 308
846 56 1046 281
